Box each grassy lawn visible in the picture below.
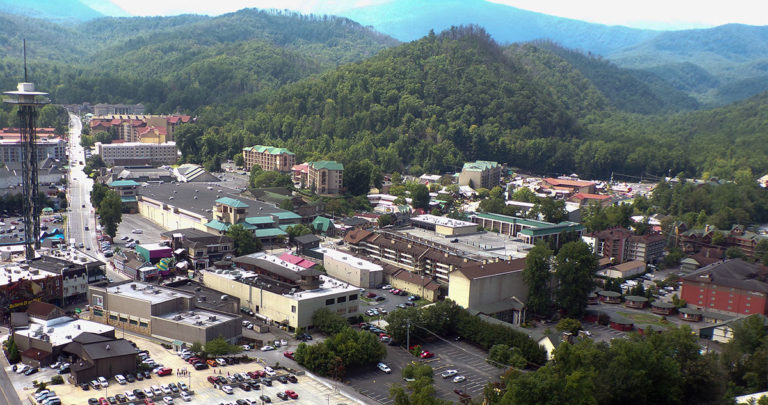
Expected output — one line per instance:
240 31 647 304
617 311 669 327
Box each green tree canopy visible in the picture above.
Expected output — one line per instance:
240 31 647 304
554 241 597 318
97 190 122 238
227 224 261 256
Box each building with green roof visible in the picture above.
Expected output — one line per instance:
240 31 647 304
307 160 344 195
458 160 502 189
242 144 295 172
311 216 336 236
108 179 141 213
470 212 584 248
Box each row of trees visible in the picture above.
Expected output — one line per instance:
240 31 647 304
90 183 122 238
492 315 768 405
385 300 547 366
523 241 598 318
295 310 386 378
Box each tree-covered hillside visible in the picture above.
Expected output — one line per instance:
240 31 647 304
175 27 768 181
0 9 398 111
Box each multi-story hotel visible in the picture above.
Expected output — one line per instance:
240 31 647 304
242 145 295 172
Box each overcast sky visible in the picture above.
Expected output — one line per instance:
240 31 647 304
108 0 768 30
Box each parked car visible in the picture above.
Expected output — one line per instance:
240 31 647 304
98 376 109 388
156 368 172 376
420 350 434 359
179 392 191 402
115 374 126 384
221 385 233 394
259 394 271 403
283 351 294 360
453 375 467 383
216 358 227 366
260 345 275 351
24 367 39 376
276 392 288 400
206 359 218 367
285 390 299 399
441 369 458 378
377 362 392 374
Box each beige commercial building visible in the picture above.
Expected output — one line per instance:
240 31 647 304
242 145 295 172
410 214 478 236
307 161 344 195
138 195 210 232
87 281 241 345
202 265 361 330
458 160 502 189
96 141 178 166
448 258 528 325
316 247 383 289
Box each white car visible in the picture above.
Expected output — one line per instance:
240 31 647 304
161 385 172 395
242 345 251 351
221 385 233 394
280 339 288 346
265 366 276 376
179 392 191 402
441 369 458 378
152 385 163 396
377 362 392 374
98 376 109 388
143 388 154 398
453 375 466 383
132 229 143 234
115 374 126 384
216 358 227 366
177 382 188 391
163 396 174 404
382 285 392 290
260 345 275 351
124 391 137 401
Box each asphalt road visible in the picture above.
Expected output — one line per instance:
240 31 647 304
66 113 128 282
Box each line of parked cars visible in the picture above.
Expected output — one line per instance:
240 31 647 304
207 369 300 401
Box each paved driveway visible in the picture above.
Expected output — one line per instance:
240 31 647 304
346 338 501 404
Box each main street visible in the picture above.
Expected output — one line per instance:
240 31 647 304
66 113 127 282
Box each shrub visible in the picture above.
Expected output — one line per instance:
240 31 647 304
50 375 64 385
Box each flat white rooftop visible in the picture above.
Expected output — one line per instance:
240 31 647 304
0 266 58 286
158 308 236 327
313 247 382 272
17 317 114 347
291 275 361 300
107 281 193 304
412 214 476 228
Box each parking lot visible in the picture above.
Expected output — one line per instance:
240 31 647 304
359 287 417 319
346 337 501 404
4 326 356 405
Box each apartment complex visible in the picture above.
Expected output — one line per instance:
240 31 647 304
679 224 768 259
0 129 67 163
344 229 477 285
89 114 191 142
203 252 361 330
582 228 666 264
88 281 241 344
242 145 295 172
96 141 178 166
306 161 344 195
458 160 502 189
92 103 145 116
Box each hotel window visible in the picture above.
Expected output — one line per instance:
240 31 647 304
337 296 347 303
349 294 358 301
326 298 334 306
139 322 148 328
109 314 118 321
291 305 296 313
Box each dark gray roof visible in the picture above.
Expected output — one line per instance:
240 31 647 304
81 339 136 360
139 182 286 219
29 255 86 274
682 259 768 293
294 234 321 244
341 217 369 227
72 332 114 345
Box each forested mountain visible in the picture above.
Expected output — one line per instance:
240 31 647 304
609 24 768 105
172 28 768 182
0 0 105 23
333 0 657 55
0 9 398 112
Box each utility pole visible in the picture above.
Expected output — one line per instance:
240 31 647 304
406 320 410 350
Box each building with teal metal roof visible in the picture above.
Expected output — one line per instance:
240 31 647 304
215 197 249 208
242 144 296 172
470 212 584 248
245 216 275 226
108 180 141 187
205 219 231 232
311 216 336 236
254 228 288 238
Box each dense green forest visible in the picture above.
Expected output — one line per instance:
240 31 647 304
174 27 768 181
0 9 397 112
2 12 768 181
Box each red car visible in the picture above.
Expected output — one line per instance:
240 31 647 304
144 399 155 405
156 367 172 376
187 357 200 364
285 390 299 399
366 292 376 298
390 289 401 295
207 376 217 384
283 351 294 360
99 398 109 405
420 350 434 359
